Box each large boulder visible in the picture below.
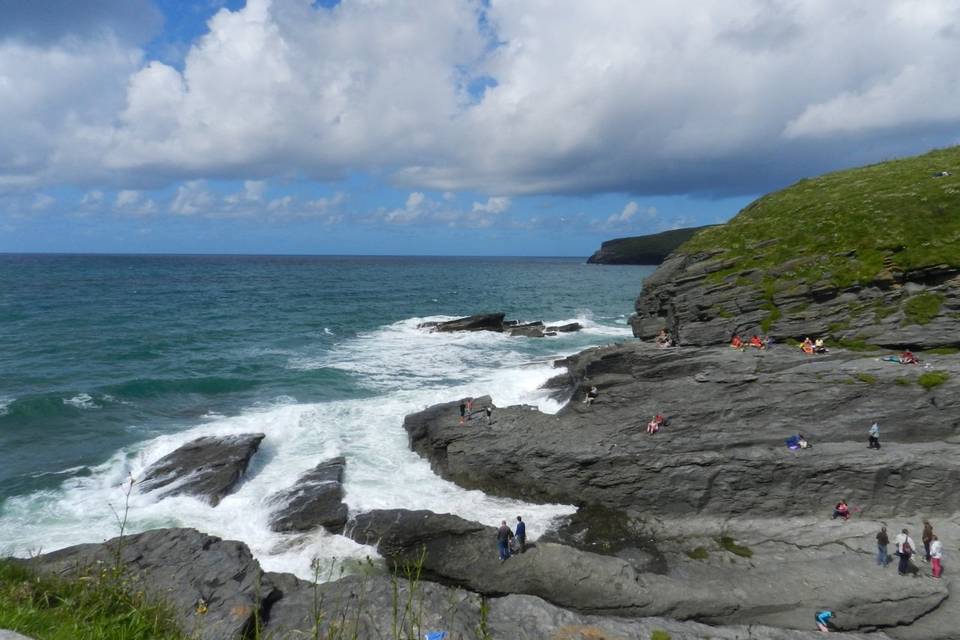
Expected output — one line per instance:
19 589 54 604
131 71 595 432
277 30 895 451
268 456 348 534
138 433 265 506
27 528 276 640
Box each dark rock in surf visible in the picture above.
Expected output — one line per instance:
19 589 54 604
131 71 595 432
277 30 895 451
138 433 265 506
546 322 582 332
508 322 546 338
268 456 348 534
420 313 506 333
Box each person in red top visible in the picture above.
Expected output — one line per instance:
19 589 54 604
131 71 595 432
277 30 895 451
646 414 665 434
749 335 765 349
731 335 744 350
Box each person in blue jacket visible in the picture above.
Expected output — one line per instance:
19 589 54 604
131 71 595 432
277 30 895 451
815 609 834 632
515 515 527 553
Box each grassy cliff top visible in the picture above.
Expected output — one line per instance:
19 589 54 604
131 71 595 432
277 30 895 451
682 146 960 288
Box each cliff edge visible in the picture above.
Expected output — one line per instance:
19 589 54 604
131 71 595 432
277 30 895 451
630 147 960 347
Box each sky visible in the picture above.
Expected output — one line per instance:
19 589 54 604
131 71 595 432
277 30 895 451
1 0 959 256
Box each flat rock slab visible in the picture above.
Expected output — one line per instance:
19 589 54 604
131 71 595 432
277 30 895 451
28 528 275 640
345 508 946 632
268 456 348 533
138 433 265 506
487 594 892 640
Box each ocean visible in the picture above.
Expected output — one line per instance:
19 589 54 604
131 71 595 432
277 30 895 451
0 254 652 578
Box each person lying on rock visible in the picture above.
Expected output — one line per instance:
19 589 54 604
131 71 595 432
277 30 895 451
899 350 920 365
731 334 745 350
832 499 850 521
749 335 766 349
815 609 835 632
646 414 665 434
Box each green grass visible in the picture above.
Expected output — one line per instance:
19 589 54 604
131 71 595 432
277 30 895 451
854 373 878 384
918 371 950 390
650 631 672 640
717 536 753 558
0 559 185 640
686 547 709 561
894 377 913 386
903 293 945 325
682 146 960 291
925 346 960 355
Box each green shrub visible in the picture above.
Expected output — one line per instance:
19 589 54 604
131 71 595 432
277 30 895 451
651 631 672 640
903 293 944 325
717 536 753 558
918 370 950 390
854 373 878 384
894 377 913 386
686 547 709 560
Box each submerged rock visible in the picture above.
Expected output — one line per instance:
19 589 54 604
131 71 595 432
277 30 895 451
138 433 264 506
268 456 348 534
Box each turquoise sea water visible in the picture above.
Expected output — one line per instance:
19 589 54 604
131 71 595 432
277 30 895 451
0 254 651 576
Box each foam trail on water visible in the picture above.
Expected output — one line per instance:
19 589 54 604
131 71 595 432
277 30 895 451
0 315 630 579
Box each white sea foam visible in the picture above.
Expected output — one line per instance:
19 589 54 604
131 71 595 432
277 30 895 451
63 393 99 409
0 397 10 416
0 314 629 580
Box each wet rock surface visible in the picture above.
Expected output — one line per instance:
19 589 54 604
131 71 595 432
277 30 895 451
138 433 265 506
268 456 348 534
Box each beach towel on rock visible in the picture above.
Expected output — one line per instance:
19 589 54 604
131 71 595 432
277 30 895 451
425 632 449 640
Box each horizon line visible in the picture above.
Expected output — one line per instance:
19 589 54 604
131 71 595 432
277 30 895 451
0 251 600 259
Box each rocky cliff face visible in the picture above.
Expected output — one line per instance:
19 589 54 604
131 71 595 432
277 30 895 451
631 146 960 347
630 249 960 348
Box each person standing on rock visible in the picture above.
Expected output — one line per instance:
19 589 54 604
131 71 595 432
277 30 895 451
922 521 934 563
466 398 474 421
515 515 526 553
583 386 598 406
497 520 514 562
459 400 467 425
485 405 493 424
895 528 916 576
876 526 890 567
868 423 880 449
931 535 943 578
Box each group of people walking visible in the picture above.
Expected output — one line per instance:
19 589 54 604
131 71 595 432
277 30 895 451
876 521 944 578
496 516 527 561
459 398 493 425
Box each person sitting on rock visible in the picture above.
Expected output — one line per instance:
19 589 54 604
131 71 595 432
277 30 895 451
868 422 881 449
899 350 920 365
749 335 766 349
646 414 665 434
798 433 810 449
832 499 850 521
731 334 745 350
801 337 815 354
814 338 828 354
655 328 673 348
815 609 835 632
583 386 599 405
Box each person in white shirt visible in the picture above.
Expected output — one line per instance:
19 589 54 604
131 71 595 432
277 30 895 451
895 528 916 576
930 535 944 578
